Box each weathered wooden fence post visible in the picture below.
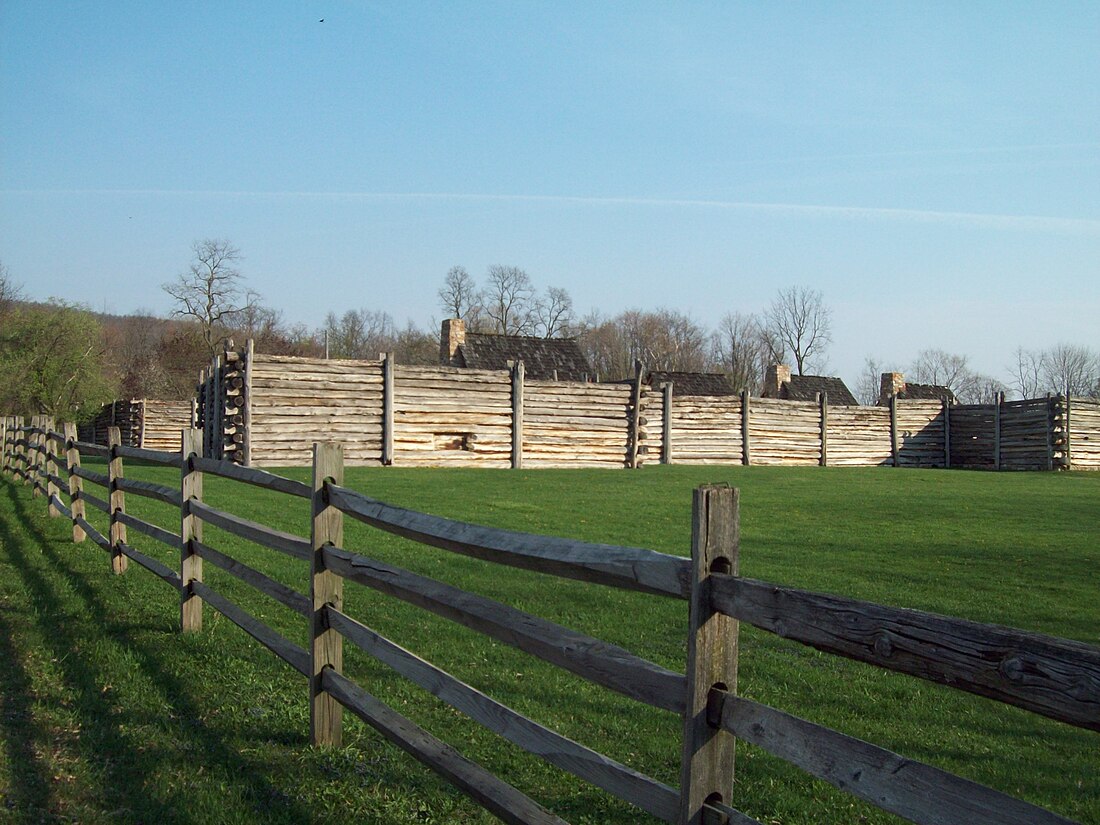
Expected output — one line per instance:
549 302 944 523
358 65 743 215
662 381 674 465
511 360 525 469
943 399 952 469
63 422 86 543
889 394 899 467
311 442 344 747
242 338 254 467
1065 394 1073 470
993 391 1003 471
628 360 645 469
107 426 128 574
679 484 739 825
819 392 829 467
1045 393 1054 471
181 428 204 632
26 415 39 489
45 419 61 517
381 351 394 466
740 391 751 466
1 416 9 476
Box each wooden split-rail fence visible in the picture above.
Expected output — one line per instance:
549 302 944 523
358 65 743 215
2 415 1096 824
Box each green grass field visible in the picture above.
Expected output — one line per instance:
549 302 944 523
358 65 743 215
0 464 1097 824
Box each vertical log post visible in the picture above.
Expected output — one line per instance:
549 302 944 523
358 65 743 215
1064 394 1072 470
943 399 952 469
64 422 86 543
511 360 525 469
382 352 394 466
819 392 828 467
15 417 26 480
181 428 204 632
45 419 60 517
889 394 899 467
311 442 344 747
662 381 674 465
740 391 751 466
1045 393 1054 471
679 484 739 825
628 360 644 469
29 416 43 494
107 427 128 574
242 338 254 467
0 417 7 476
993 391 1003 471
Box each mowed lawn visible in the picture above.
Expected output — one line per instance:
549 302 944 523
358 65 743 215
0 463 1096 824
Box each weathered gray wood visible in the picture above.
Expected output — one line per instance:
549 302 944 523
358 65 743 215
243 338 254 466
741 391 751 466
115 476 182 507
511 360 524 469
680 485 739 825
1046 394 1054 471
382 351 394 465
114 443 182 467
47 493 71 519
44 421 61 516
994 391 1002 470
311 442 344 747
943 400 951 468
191 581 310 676
1065 395 1072 469
118 543 183 590
628 360 645 468
819 393 828 467
710 574 1100 731
189 500 311 561
196 540 310 617
181 429 203 633
72 439 109 457
107 428 128 575
81 491 111 514
117 511 180 549
321 669 569 825
190 455 311 498
326 483 690 598
73 466 110 488
323 545 685 712
75 516 111 552
327 606 680 821
715 692 1074 825
663 382 674 464
889 394 899 467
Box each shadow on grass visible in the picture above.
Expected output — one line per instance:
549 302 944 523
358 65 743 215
0 481 318 824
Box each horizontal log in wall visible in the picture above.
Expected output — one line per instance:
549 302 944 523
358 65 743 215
749 398 821 466
666 396 744 465
826 405 892 466
523 380 632 469
1069 397 1100 469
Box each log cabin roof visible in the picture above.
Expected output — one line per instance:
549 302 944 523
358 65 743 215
645 371 739 397
457 333 593 381
766 374 859 406
896 381 956 403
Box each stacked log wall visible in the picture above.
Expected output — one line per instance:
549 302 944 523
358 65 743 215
949 405 996 469
1068 397 1100 469
748 397 821 465
896 400 946 467
393 365 512 468
666 395 744 465
523 380 632 468
826 405 892 466
139 400 193 452
1000 398 1054 471
249 355 385 466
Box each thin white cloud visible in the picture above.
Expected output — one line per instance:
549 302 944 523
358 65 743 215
4 187 1099 235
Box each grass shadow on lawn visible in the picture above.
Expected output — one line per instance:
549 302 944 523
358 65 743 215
0 482 319 824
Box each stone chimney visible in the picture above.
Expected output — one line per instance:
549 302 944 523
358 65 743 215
879 372 906 405
440 318 466 366
763 364 791 397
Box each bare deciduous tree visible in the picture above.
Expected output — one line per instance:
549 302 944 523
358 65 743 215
763 286 832 375
481 265 537 335
1041 343 1099 397
910 349 988 402
711 312 768 393
1009 347 1045 399
855 356 888 406
162 239 256 357
0 260 22 318
438 266 480 322
535 286 576 338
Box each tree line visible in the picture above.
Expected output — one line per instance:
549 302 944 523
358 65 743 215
2 243 1097 422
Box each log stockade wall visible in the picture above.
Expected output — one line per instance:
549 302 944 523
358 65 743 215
3 418 1097 824
78 341 1099 472
77 400 192 452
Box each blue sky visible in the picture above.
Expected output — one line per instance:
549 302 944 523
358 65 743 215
2 1 1098 388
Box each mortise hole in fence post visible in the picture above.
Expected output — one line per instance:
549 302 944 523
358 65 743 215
311 442 344 747
181 428 204 633
63 422 86 543
679 484 739 825
107 426 128 575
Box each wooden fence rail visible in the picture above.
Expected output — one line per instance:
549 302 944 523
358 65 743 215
0 415 1095 824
